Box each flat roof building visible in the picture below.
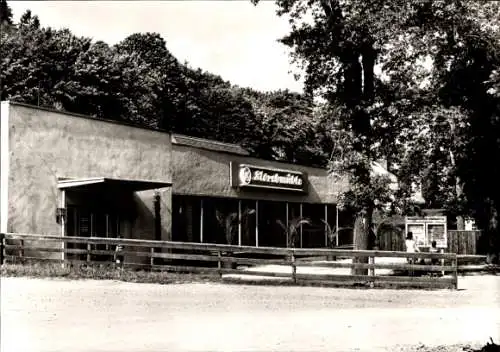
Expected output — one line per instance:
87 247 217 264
0 101 353 264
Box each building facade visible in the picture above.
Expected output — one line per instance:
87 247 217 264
0 101 353 264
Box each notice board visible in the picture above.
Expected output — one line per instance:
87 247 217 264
405 216 447 248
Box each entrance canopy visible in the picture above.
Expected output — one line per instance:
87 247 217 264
57 177 172 193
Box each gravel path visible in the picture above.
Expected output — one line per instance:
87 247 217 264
1 275 499 352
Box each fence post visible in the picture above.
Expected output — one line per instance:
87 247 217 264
452 254 458 290
217 251 222 279
440 248 445 277
20 239 24 264
150 247 155 268
0 233 4 265
86 243 91 263
369 256 375 281
291 252 297 284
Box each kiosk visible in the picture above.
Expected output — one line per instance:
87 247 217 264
405 216 448 250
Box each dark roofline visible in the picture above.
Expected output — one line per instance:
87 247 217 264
172 133 250 156
2 100 169 135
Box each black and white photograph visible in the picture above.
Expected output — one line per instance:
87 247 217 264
0 1 499 351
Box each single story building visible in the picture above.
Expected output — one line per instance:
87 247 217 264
1 101 357 263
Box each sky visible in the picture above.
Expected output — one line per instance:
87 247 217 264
8 0 304 93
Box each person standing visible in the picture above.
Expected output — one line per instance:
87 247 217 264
429 240 441 277
405 232 420 276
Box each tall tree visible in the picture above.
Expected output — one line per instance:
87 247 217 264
391 1 500 242
0 18 91 108
251 0 405 266
253 0 500 257
0 0 13 26
114 33 187 130
242 89 328 167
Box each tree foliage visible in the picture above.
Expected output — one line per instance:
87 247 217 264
0 2 326 167
0 0 13 25
252 0 500 255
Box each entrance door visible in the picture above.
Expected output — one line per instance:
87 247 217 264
66 206 121 262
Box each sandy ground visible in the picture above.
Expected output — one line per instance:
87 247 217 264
1 275 499 352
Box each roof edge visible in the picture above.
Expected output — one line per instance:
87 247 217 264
2 100 170 135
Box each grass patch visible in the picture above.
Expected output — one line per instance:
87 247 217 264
0 262 460 290
0 262 218 285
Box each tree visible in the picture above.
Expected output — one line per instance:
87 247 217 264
253 0 500 258
241 88 329 167
396 105 470 226
54 41 125 119
251 0 405 271
0 19 92 108
19 10 39 29
0 0 13 26
390 2 500 243
114 33 187 130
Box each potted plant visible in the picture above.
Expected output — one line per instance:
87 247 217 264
216 208 256 268
322 219 338 260
277 216 311 249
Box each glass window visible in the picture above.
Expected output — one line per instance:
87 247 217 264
241 200 257 246
326 204 337 247
258 201 287 247
301 203 326 248
202 197 239 245
338 208 355 246
65 206 121 261
288 202 301 248
201 198 218 244
172 195 201 243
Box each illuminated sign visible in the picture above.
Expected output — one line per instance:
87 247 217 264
231 163 307 193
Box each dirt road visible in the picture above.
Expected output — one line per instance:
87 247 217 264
1 275 499 352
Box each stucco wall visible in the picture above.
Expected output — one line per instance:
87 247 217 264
6 103 172 257
172 144 348 204
0 102 7 233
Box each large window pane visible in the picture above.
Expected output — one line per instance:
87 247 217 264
258 201 287 247
338 208 355 246
202 197 239 245
241 200 257 246
302 203 326 248
172 195 201 243
288 202 301 248
326 204 337 247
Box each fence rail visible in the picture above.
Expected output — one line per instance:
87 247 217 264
1 233 458 289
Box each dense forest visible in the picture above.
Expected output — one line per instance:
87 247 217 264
2 0 500 254
0 0 331 168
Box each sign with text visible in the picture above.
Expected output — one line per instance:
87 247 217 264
231 163 308 193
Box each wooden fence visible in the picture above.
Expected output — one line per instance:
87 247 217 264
377 229 482 255
0 233 458 289
447 230 482 255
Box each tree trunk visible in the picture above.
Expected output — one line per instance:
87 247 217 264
449 138 465 230
456 216 465 230
486 208 499 264
455 176 465 230
352 208 372 275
